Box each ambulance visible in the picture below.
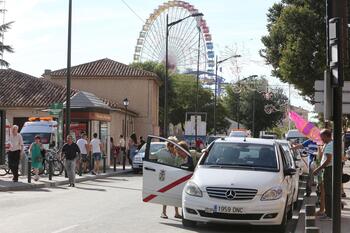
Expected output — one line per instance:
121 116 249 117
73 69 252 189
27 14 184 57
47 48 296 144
20 117 58 150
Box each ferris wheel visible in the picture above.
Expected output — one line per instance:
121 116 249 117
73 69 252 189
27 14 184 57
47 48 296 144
133 0 215 81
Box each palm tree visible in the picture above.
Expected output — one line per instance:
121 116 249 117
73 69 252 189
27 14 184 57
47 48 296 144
0 21 14 67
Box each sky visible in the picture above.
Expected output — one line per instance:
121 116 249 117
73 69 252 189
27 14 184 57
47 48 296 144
3 0 312 110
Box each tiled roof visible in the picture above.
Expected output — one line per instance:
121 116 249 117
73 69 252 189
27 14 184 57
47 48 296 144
0 69 138 116
68 91 111 110
46 58 159 79
0 69 76 107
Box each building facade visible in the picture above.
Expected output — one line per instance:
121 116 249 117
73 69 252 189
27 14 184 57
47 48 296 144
43 58 160 140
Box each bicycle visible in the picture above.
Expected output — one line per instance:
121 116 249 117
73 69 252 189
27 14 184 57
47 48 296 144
75 154 92 175
0 152 23 176
31 148 64 176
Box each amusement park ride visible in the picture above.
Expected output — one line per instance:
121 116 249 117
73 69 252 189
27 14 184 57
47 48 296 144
133 0 224 88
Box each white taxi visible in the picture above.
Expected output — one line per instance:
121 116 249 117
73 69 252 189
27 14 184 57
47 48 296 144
142 136 295 232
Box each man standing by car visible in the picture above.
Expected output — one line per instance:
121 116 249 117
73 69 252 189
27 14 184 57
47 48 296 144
292 139 318 196
61 135 80 187
313 129 333 220
8 125 23 182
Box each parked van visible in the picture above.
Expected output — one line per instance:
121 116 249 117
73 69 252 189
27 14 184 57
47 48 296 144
20 117 58 150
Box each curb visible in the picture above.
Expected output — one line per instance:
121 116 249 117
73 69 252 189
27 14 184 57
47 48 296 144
0 169 133 192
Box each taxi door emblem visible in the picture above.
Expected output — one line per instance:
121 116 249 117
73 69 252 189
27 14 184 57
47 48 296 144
159 170 166 181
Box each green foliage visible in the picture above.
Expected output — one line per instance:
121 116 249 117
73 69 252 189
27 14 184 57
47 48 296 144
130 62 230 134
0 21 14 67
260 0 326 98
223 76 288 137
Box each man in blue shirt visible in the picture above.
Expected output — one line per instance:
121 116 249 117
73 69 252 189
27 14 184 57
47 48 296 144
292 139 318 196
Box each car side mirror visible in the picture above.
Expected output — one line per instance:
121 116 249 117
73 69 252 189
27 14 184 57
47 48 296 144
284 167 296 176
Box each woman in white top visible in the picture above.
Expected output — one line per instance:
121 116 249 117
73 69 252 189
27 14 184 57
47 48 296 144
8 125 23 182
90 133 103 174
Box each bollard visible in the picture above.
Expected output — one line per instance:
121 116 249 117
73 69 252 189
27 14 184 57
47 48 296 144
48 154 53 181
305 204 316 227
305 226 320 233
79 157 82 176
27 155 31 183
113 155 116 172
103 155 106 173
122 152 126 170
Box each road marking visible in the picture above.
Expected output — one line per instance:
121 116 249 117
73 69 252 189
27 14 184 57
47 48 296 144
51 225 79 233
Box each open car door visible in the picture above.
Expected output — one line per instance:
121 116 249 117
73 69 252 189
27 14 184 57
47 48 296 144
142 136 194 208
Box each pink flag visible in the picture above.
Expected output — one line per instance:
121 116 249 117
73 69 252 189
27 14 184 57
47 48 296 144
289 111 322 144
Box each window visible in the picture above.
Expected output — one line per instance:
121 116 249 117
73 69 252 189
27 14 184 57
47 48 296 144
147 138 194 171
202 142 278 171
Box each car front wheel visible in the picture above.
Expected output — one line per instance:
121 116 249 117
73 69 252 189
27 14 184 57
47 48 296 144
182 217 197 228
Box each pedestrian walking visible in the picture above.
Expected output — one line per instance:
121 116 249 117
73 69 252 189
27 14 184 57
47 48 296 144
119 135 126 168
76 133 89 173
128 133 138 166
61 135 80 187
29 135 44 181
110 137 117 164
90 133 103 174
8 125 23 182
313 129 333 220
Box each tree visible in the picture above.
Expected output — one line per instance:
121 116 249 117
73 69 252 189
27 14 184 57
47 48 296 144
260 0 326 98
223 76 288 137
0 21 14 67
130 62 230 134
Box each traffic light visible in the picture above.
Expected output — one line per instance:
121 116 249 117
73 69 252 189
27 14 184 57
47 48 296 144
328 17 344 87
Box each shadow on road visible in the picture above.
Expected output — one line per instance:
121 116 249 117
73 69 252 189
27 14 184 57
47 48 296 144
81 182 141 192
75 186 106 192
160 222 273 233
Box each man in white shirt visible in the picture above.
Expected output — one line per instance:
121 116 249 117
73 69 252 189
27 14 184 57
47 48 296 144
76 133 89 174
8 125 23 182
90 133 103 174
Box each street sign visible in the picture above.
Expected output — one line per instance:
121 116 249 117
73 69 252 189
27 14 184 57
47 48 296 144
314 80 350 113
49 103 63 116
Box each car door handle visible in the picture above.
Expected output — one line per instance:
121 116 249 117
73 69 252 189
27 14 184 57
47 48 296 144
144 167 156 172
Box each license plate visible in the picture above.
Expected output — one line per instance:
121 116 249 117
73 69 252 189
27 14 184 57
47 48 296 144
214 205 244 214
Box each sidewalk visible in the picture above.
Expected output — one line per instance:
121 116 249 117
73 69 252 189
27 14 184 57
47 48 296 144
0 165 132 192
295 161 350 232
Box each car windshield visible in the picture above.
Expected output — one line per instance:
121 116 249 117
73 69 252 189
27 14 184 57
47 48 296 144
229 131 248 137
203 142 278 171
21 133 51 145
139 143 166 153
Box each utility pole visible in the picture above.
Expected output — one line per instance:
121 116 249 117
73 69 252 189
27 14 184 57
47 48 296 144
327 1 348 233
65 0 72 140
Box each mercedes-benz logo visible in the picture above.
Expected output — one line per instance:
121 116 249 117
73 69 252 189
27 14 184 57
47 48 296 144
225 189 236 200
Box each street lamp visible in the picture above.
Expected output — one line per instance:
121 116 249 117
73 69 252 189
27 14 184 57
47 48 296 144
164 12 203 137
123 98 129 170
214 54 241 135
195 25 201 151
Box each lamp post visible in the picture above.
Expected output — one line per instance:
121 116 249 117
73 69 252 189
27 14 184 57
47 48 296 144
65 0 72 139
195 25 201 150
214 54 241 135
123 98 129 170
164 12 203 137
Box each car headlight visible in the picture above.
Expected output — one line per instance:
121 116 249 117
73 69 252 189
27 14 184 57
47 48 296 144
185 181 202 197
261 186 283 201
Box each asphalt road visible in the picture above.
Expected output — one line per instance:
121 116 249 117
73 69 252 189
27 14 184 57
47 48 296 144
0 174 297 233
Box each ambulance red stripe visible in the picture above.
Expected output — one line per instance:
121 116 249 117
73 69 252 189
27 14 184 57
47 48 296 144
143 173 193 202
